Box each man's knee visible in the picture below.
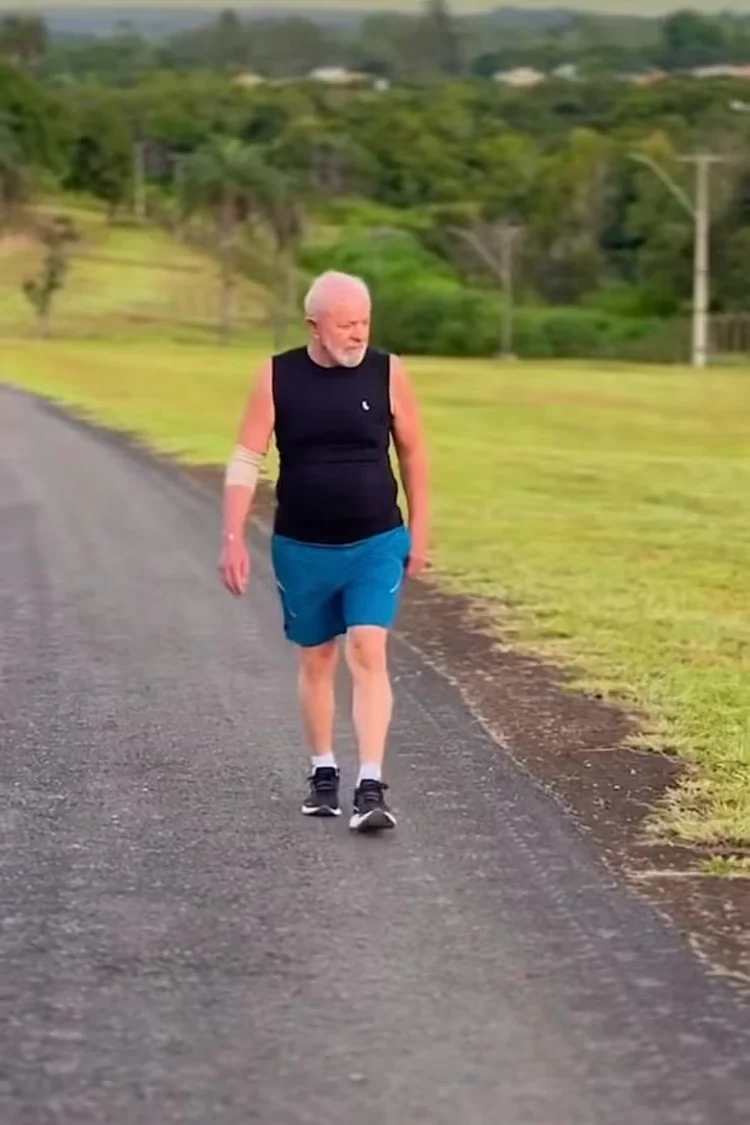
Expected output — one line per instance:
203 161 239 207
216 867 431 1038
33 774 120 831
299 640 339 683
345 626 389 677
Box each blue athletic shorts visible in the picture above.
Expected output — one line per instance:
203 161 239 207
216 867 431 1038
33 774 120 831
270 525 411 648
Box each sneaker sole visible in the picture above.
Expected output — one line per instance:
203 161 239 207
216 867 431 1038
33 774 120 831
349 808 397 833
301 804 341 818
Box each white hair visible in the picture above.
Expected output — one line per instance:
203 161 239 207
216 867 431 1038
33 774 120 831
304 271 371 320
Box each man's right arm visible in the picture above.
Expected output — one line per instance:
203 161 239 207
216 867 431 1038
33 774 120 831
222 358 275 549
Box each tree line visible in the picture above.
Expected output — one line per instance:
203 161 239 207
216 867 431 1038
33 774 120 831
5 7 750 84
3 47 750 357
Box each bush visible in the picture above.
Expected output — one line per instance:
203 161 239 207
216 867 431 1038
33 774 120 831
374 285 500 356
511 306 664 360
300 229 685 362
372 288 674 361
299 227 458 292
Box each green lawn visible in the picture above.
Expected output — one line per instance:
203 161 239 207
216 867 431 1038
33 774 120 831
0 202 269 343
2 209 750 848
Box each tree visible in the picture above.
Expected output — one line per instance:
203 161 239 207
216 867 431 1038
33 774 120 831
212 9 246 69
353 13 417 78
472 131 542 222
626 131 694 316
0 14 47 70
421 0 462 76
270 115 375 199
659 10 728 72
23 214 78 337
252 165 305 349
0 60 65 172
180 138 254 342
528 128 616 303
0 111 29 227
65 98 134 221
180 138 304 344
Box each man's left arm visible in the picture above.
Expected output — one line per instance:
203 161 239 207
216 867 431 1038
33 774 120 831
390 355 430 578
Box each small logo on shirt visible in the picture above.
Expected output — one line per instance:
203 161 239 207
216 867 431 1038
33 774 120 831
361 400 371 411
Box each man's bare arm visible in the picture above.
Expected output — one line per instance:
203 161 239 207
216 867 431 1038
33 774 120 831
222 359 274 545
390 355 430 571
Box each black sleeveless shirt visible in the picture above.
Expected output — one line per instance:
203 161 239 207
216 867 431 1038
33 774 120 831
271 345 403 545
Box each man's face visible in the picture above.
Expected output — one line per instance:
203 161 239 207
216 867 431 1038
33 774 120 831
312 293 371 368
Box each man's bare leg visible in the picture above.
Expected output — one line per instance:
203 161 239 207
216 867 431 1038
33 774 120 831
345 626 392 772
345 626 396 830
298 640 339 756
298 640 341 817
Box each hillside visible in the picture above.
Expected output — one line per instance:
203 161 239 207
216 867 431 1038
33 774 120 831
0 202 270 342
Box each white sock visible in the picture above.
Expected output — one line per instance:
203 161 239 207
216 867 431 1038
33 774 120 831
312 753 336 772
357 762 382 785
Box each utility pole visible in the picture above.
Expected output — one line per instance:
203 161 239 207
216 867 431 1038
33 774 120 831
679 154 723 370
630 151 729 368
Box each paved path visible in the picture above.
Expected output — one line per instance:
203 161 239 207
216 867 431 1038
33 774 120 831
1 385 750 1125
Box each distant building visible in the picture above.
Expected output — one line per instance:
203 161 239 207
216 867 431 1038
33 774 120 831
304 67 390 91
691 64 750 81
233 72 264 89
625 69 668 86
309 67 368 85
553 64 579 82
493 67 546 89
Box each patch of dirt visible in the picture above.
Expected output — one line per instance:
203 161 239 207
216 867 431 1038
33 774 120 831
152 459 750 986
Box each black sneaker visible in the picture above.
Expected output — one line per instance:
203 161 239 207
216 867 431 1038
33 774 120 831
349 779 397 833
302 767 341 818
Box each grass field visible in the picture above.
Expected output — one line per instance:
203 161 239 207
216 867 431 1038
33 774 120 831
2 207 750 848
0 202 270 344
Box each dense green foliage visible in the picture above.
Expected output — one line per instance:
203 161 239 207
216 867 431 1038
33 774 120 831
9 6 750 83
3 4 750 358
300 229 677 360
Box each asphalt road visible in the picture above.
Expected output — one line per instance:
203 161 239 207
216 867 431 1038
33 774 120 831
1 384 750 1125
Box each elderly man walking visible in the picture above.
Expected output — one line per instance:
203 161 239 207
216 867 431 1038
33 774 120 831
219 271 430 832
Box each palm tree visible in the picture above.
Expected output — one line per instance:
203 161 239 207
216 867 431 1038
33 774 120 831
249 165 305 350
179 138 304 345
180 138 262 342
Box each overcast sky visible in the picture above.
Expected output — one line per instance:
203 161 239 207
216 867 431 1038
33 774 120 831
2 1 748 15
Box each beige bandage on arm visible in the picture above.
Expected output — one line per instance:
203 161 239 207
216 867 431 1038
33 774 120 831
224 444 263 490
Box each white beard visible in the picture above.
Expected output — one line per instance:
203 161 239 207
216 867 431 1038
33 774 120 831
329 344 368 368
